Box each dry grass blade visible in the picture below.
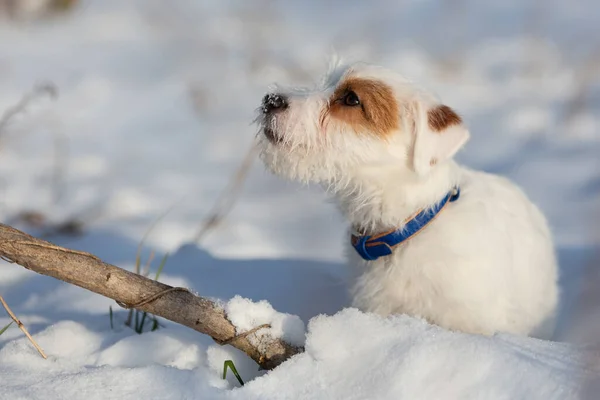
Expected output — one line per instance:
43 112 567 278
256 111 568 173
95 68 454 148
193 143 257 243
142 250 155 277
0 83 57 139
0 295 47 359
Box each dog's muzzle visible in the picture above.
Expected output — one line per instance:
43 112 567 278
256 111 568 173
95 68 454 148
261 93 288 144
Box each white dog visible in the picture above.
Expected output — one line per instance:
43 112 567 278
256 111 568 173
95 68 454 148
256 61 559 338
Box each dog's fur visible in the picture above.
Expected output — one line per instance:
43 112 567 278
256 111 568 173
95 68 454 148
256 61 559 337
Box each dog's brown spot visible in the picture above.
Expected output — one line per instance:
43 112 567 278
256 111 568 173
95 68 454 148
327 78 399 136
427 105 462 132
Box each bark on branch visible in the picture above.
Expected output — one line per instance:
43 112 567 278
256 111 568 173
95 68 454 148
0 223 302 369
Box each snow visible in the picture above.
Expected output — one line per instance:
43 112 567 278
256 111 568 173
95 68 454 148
1 310 598 399
1 0 600 399
232 310 597 400
225 296 306 348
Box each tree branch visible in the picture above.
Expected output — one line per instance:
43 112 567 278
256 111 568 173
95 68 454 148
0 223 302 369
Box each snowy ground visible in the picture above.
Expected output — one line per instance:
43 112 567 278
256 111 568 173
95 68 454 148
1 0 600 398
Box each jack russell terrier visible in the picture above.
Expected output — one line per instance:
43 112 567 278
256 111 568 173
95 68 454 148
256 61 559 338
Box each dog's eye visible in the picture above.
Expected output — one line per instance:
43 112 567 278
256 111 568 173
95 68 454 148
343 91 361 106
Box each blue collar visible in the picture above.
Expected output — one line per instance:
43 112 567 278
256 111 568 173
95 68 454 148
351 188 460 261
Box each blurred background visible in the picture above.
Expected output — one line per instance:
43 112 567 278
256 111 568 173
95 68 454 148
0 0 598 342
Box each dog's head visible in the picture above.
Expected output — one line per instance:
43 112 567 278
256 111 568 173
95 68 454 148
255 62 469 187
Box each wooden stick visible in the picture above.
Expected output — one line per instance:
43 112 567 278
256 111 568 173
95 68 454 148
0 295 47 359
0 223 302 369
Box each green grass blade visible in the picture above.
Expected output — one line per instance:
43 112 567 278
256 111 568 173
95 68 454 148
223 360 244 386
0 321 13 336
125 308 134 327
134 310 141 333
109 306 114 330
151 316 159 332
138 311 148 334
154 253 169 281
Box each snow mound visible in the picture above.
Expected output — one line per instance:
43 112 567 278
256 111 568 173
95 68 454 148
232 308 599 400
225 295 306 347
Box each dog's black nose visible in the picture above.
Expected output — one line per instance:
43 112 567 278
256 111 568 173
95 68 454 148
262 93 288 114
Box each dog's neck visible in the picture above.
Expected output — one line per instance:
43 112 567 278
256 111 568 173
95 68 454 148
330 161 461 235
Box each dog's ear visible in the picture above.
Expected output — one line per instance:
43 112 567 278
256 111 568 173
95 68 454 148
411 101 470 176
